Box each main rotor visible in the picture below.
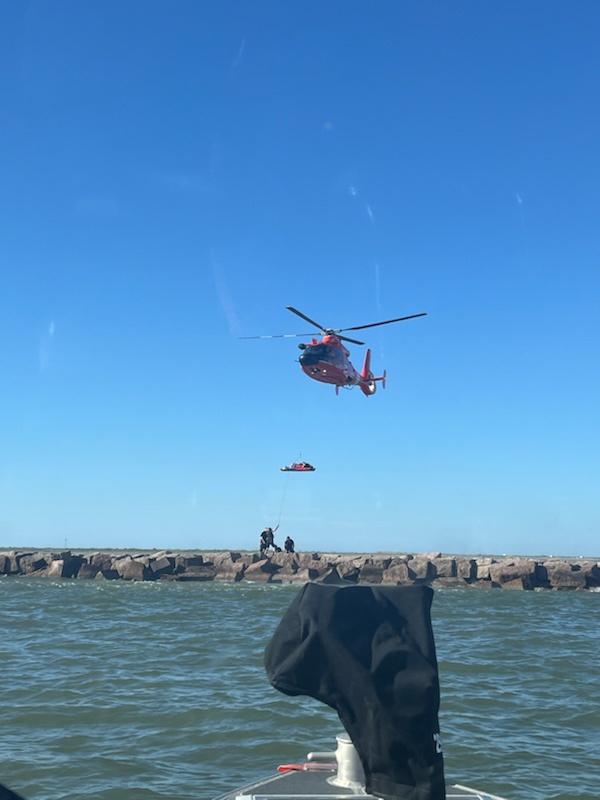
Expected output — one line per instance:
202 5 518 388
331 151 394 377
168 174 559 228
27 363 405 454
285 306 427 345
239 306 427 345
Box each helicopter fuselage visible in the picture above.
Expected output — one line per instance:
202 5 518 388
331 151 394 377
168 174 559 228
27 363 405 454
298 335 379 395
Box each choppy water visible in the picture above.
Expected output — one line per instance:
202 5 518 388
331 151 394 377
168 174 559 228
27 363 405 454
0 579 598 800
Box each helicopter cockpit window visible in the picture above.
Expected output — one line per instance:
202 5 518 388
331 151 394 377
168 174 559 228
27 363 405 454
328 348 344 365
299 344 329 365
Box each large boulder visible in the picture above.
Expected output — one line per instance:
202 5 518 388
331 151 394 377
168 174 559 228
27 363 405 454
286 567 313 584
46 559 68 578
488 559 536 590
18 553 48 575
407 557 435 581
269 553 299 582
151 550 173 560
131 554 152 567
475 557 496 580
242 558 280 583
0 552 11 574
150 556 175 576
544 561 588 590
431 557 456 579
210 551 244 567
306 563 337 582
114 557 153 581
7 552 21 574
183 555 205 567
583 562 600 589
319 567 351 585
95 569 120 580
293 552 322 569
214 563 246 582
77 562 101 579
456 558 477 580
89 553 115 572
381 561 411 584
336 563 361 583
212 553 249 582
6 551 29 574
269 552 299 570
175 554 204 573
357 558 392 584
52 551 85 578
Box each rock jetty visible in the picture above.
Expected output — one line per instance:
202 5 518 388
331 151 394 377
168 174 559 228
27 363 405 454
1 550 598 590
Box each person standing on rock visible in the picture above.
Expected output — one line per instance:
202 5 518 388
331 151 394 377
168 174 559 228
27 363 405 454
260 525 279 555
284 536 295 554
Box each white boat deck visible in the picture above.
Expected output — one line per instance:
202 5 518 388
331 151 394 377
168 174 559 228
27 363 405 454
215 762 509 800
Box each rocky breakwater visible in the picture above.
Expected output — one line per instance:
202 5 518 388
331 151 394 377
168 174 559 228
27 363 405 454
0 549 599 590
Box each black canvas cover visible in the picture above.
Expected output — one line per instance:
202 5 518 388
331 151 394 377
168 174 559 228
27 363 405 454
0 783 26 800
264 583 445 800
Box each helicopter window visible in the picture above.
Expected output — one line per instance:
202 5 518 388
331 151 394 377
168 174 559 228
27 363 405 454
300 344 329 362
329 348 344 365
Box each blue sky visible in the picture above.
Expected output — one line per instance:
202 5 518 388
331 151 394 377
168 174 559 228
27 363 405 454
1 1 599 558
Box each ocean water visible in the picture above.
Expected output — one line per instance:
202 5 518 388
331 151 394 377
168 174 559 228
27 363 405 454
0 579 598 800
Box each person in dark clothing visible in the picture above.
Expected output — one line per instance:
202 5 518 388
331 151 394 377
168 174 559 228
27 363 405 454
259 530 269 554
284 536 295 554
259 525 279 555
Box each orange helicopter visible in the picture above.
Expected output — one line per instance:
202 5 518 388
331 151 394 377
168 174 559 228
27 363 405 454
242 306 427 396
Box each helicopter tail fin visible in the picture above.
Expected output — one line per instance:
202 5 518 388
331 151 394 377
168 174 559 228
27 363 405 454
360 349 385 396
361 348 372 379
360 349 377 396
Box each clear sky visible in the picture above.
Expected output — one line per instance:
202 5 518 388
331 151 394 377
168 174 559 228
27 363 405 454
1 1 599 558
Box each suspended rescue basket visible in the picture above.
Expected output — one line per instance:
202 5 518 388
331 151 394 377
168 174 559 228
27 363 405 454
280 460 316 472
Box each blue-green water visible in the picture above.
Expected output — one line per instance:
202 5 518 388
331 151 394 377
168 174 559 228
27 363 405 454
0 579 598 800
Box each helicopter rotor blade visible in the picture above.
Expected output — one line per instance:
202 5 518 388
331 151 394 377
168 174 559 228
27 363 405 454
286 307 365 343
339 335 365 345
239 332 318 340
240 331 364 344
286 306 328 333
337 312 427 334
